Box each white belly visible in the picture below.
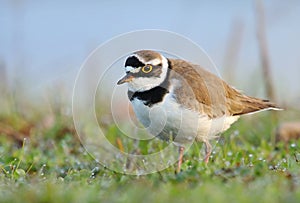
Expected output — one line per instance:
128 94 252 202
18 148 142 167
131 93 239 145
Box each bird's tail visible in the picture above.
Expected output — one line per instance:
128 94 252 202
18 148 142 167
234 96 282 116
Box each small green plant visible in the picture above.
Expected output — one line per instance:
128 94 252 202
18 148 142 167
0 105 299 203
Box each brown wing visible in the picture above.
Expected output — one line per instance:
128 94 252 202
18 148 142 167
168 59 279 118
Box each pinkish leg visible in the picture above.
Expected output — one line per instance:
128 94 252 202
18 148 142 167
177 146 184 173
204 141 212 164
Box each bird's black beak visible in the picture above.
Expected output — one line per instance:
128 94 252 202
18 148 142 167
117 74 134 85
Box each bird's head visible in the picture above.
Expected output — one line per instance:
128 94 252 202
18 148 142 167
117 50 169 92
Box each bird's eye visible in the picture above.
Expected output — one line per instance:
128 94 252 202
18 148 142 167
141 65 153 73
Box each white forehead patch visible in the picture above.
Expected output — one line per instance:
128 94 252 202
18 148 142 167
147 58 162 66
129 54 162 66
125 66 141 73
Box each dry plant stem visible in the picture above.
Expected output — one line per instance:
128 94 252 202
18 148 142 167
255 0 275 102
0 61 7 89
255 0 278 144
116 138 124 152
223 20 244 83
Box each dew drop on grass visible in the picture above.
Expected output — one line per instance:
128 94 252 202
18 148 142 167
116 153 122 160
136 169 145 176
58 177 64 182
90 166 100 178
227 151 233 156
290 143 296 148
91 166 100 178
91 166 100 174
214 170 221 176
75 160 82 168
189 136 194 141
249 154 253 158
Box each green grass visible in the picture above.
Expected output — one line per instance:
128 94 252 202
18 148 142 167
0 96 300 203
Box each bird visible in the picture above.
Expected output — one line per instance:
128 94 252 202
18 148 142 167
117 50 280 173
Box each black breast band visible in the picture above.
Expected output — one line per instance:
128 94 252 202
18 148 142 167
127 60 172 107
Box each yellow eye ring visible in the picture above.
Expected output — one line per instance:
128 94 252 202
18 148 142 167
141 65 153 73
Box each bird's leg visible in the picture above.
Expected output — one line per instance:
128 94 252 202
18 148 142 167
177 146 184 173
204 141 212 164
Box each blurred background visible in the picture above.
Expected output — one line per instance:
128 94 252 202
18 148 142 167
1 0 300 195
1 0 300 104
0 0 300 184
0 0 299 118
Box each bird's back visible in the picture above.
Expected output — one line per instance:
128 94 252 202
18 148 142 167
168 58 280 118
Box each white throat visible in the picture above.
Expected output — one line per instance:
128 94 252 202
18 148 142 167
127 56 169 92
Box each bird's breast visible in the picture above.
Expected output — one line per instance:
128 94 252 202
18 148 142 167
130 92 200 143
130 92 240 144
